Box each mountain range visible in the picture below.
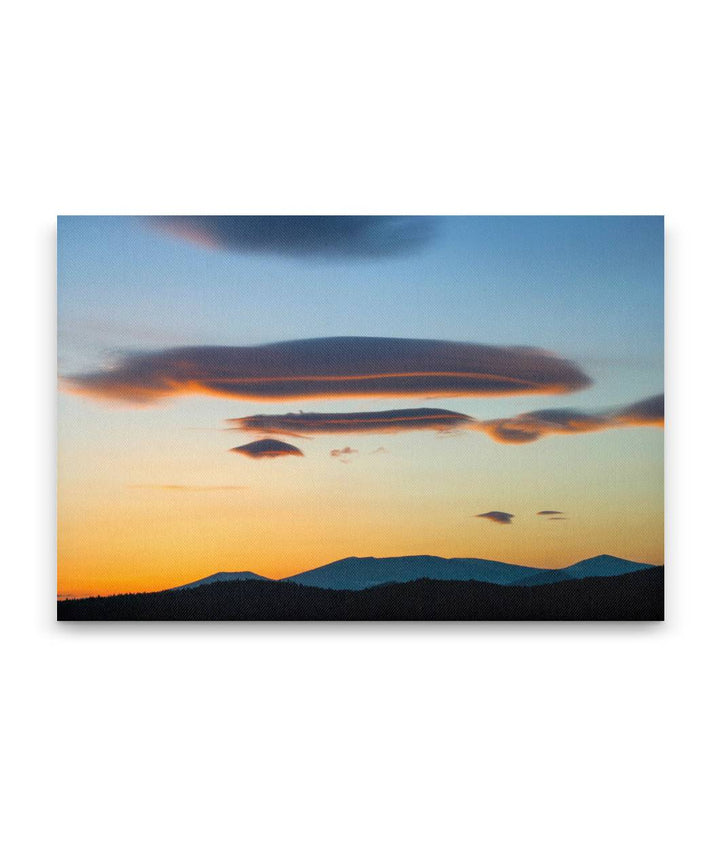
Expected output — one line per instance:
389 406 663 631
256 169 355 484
170 554 651 593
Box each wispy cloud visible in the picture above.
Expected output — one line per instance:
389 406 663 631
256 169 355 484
330 446 358 463
230 439 304 459
128 484 247 491
476 511 514 525
150 215 436 258
481 394 664 444
537 510 564 515
62 337 591 405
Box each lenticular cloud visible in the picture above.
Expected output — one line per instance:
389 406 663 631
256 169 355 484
229 407 476 437
228 394 664 444
62 337 591 405
476 511 514 525
482 394 665 444
230 439 304 459
150 215 435 258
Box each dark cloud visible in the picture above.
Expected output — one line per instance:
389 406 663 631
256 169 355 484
537 510 564 515
63 337 591 405
476 511 514 525
230 407 475 437
481 408 608 444
480 394 664 444
614 394 664 426
230 439 303 459
150 215 435 258
228 393 663 447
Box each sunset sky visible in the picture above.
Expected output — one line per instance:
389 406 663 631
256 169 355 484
57 216 663 597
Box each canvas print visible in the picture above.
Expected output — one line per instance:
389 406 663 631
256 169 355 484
57 216 664 620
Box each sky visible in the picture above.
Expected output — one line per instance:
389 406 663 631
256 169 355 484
57 216 664 597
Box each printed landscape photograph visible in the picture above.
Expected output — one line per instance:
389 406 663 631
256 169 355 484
57 215 664 620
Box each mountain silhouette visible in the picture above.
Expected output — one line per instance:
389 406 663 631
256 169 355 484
57 566 664 621
169 571 268 591
560 554 649 578
280 554 651 591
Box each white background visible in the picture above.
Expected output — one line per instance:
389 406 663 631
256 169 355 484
3 2 718 854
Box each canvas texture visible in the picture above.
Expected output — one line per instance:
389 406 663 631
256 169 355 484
57 216 664 620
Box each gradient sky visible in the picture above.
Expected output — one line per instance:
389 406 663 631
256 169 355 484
57 216 663 597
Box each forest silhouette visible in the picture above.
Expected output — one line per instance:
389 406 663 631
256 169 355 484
58 566 663 621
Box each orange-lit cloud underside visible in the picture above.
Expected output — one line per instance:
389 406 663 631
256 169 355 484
61 337 591 404
480 394 664 443
230 396 664 444
230 408 474 436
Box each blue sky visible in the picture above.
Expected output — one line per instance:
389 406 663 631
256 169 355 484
58 215 662 400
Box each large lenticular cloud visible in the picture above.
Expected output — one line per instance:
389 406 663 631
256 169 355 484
150 215 435 258
62 337 591 405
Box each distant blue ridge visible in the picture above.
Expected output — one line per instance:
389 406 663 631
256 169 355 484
168 571 268 591
166 554 652 593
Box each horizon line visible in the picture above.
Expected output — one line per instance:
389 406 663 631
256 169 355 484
57 550 661 599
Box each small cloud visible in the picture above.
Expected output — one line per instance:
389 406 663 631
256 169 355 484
230 439 303 459
330 446 358 463
330 446 358 459
476 511 514 525
538 509 568 521
371 446 389 454
149 215 436 259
